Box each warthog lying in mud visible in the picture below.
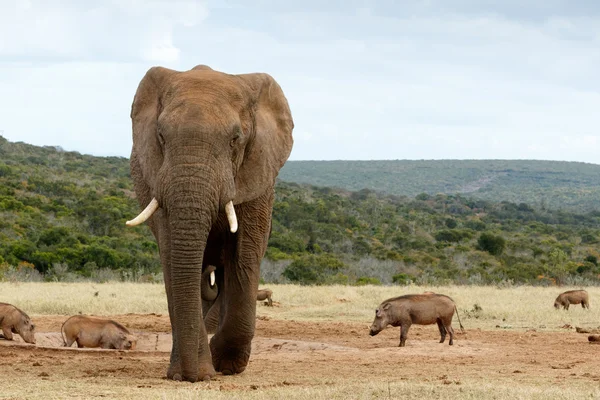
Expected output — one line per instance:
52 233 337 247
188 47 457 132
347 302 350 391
554 290 590 310
369 293 464 347
0 302 36 344
257 289 273 306
62 315 137 350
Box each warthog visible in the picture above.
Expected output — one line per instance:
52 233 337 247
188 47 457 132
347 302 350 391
257 289 273 306
62 315 137 350
369 293 464 347
0 302 36 344
554 290 590 310
201 265 218 302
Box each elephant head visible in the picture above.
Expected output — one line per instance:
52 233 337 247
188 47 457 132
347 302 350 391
127 65 293 382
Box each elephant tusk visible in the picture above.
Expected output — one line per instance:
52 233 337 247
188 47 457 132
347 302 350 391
210 270 216 287
225 201 238 233
126 198 159 227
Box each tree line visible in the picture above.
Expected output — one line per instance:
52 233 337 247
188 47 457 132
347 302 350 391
1 136 600 285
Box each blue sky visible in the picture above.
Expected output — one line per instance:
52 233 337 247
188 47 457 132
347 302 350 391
1 0 599 162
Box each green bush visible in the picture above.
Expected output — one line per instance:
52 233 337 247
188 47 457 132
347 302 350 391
435 229 472 243
445 218 457 228
477 233 506 256
355 276 381 286
268 232 306 254
282 254 345 285
392 273 413 285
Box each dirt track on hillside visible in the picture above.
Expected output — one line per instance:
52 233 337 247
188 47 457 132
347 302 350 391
2 314 600 397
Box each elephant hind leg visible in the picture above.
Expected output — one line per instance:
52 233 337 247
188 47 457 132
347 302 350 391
211 192 273 375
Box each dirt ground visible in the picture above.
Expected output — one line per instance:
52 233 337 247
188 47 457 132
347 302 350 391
2 314 600 398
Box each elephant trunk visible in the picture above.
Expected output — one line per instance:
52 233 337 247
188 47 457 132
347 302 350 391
168 174 219 382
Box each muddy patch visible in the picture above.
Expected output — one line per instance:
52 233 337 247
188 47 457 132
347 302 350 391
1 332 358 353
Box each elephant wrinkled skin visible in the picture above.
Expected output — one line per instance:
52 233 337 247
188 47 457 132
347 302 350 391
127 65 293 382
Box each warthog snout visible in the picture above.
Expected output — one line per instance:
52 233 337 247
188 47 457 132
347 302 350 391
369 324 382 336
22 324 36 344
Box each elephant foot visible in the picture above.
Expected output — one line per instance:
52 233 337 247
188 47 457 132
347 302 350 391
210 335 251 375
167 361 216 382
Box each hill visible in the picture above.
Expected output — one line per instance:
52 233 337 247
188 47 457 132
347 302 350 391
279 160 600 212
1 136 600 286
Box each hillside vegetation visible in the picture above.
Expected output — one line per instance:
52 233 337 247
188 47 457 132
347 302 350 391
1 136 600 286
280 160 600 211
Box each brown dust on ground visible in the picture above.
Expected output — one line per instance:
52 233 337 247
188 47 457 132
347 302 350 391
1 313 600 396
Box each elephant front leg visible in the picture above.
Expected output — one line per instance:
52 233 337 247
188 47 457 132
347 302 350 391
210 193 273 375
166 268 215 381
154 217 215 382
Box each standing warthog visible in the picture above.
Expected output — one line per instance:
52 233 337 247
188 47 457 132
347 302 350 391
554 290 590 310
369 293 464 347
257 289 273 306
62 315 137 350
0 302 36 344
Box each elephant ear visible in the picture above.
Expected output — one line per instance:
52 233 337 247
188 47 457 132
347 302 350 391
234 73 294 204
130 66 177 194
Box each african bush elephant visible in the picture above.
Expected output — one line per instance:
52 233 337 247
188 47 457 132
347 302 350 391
126 64 293 382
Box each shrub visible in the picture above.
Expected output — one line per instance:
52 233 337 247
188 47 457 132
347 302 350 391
465 220 486 231
355 276 381 286
268 232 306 254
585 255 598 266
477 233 506 256
392 273 413 285
435 229 472 243
282 254 346 285
445 218 457 228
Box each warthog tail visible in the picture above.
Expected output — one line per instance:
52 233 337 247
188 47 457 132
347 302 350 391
454 305 465 333
60 319 68 346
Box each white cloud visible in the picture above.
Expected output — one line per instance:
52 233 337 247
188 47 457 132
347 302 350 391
0 0 209 64
1 1 599 163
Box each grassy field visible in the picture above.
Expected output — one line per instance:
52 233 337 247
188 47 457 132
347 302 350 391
2 283 600 399
2 282 598 331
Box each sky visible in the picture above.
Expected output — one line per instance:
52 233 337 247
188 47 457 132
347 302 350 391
1 0 599 162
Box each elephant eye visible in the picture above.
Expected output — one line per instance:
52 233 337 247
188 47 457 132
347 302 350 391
230 131 242 147
157 127 166 146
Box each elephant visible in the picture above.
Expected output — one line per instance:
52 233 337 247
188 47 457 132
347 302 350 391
126 64 294 382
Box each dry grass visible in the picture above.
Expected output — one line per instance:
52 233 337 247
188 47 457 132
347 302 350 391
258 284 600 331
2 377 599 400
0 282 168 316
2 282 599 331
2 282 600 399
